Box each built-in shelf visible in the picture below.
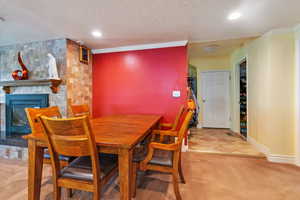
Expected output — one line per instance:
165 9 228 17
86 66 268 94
0 79 62 94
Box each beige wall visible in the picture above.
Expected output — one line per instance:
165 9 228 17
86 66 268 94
294 26 300 165
230 30 296 156
189 56 231 125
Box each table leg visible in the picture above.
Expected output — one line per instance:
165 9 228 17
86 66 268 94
119 148 133 200
28 139 44 200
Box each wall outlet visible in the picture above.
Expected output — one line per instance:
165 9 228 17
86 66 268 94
172 90 181 98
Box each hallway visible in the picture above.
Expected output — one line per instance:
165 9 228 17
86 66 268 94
188 128 265 158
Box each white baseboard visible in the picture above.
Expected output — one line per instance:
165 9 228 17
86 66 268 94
247 136 270 156
248 136 297 165
182 130 189 152
268 154 295 165
197 123 202 129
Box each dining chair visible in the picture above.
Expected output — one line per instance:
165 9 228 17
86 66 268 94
39 115 118 200
132 108 194 200
25 106 74 167
159 105 185 131
70 104 90 117
153 105 186 145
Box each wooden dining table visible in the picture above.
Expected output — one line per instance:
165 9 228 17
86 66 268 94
24 114 162 200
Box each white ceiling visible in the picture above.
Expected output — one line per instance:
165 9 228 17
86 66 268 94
1 0 300 49
188 37 257 58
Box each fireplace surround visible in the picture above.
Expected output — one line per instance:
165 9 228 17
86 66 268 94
0 38 92 159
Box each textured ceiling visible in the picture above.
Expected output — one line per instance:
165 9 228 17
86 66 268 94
1 0 300 49
188 37 257 58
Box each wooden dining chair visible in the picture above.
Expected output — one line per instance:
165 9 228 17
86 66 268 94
39 115 118 200
25 106 74 167
132 108 194 200
70 104 90 117
153 105 186 145
159 105 185 131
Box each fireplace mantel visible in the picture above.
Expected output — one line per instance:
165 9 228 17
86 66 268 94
0 79 62 94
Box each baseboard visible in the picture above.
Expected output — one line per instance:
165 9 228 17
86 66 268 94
197 123 202 129
268 154 295 165
247 136 270 156
247 136 297 165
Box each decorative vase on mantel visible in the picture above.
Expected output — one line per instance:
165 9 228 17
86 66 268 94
11 51 29 80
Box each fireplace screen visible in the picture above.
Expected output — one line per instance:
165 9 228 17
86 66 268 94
12 105 29 127
6 94 49 136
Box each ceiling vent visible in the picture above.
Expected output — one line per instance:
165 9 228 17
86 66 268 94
202 44 220 53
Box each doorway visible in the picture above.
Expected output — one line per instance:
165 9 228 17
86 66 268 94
239 60 247 138
201 71 230 128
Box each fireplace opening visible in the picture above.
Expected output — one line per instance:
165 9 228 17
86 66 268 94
0 94 49 147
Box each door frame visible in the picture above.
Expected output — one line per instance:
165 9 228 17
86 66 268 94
295 38 300 166
234 57 249 139
200 70 231 128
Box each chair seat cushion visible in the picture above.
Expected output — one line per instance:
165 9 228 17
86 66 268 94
133 146 147 162
149 149 173 167
61 154 118 181
133 134 152 162
44 149 74 162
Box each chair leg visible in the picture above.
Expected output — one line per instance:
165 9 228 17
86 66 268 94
172 173 182 200
54 186 61 200
131 162 138 198
93 185 101 200
66 188 73 198
178 159 186 184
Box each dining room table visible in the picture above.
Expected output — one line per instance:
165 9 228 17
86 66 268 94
24 114 162 200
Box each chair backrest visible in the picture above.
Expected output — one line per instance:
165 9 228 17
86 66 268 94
172 105 185 131
25 106 62 134
177 108 194 145
70 104 90 117
187 99 196 110
39 115 100 182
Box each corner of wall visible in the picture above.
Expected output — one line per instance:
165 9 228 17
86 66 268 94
248 136 296 165
65 39 93 117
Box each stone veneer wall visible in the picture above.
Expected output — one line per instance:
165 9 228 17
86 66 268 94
0 38 93 134
0 39 68 133
66 39 92 116
0 39 93 160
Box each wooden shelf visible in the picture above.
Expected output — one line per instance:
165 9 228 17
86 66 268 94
0 79 62 94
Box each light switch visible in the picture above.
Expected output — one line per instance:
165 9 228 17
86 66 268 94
172 90 181 98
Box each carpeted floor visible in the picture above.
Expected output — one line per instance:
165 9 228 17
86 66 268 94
188 128 265 158
1 152 300 200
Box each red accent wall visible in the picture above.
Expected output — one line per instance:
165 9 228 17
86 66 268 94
92 46 188 122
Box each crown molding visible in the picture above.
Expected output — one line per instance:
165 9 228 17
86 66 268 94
262 27 294 38
92 40 188 54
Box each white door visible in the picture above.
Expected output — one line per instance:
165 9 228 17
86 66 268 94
201 71 230 128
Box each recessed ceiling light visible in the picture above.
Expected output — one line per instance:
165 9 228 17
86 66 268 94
228 12 242 20
91 30 102 38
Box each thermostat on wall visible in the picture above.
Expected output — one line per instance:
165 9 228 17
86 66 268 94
172 90 181 98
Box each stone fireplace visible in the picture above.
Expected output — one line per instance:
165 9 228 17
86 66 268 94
0 38 92 159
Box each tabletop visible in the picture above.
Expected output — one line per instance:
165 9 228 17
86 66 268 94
24 114 162 149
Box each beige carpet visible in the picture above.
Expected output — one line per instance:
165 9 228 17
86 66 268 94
1 152 300 199
188 128 265 158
